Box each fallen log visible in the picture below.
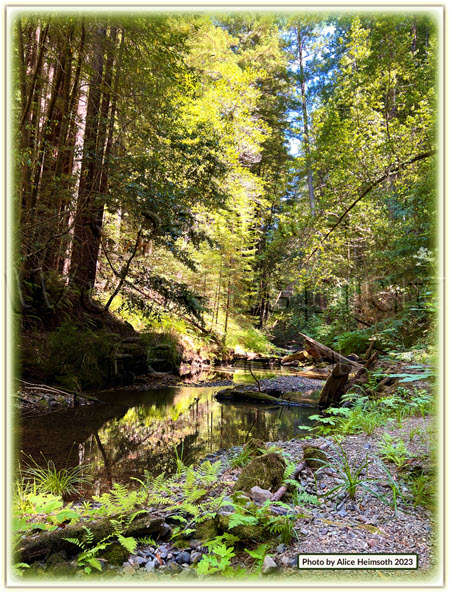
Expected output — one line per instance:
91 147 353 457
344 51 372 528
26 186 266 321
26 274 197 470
215 389 303 407
281 350 310 365
271 461 307 502
296 370 330 380
298 333 362 369
318 363 353 410
17 513 169 564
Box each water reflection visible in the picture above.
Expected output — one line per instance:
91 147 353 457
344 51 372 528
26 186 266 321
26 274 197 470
19 371 321 494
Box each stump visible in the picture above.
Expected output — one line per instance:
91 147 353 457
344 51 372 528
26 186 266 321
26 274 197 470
318 363 353 410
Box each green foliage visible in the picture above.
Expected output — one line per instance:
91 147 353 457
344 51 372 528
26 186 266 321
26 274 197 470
46 321 121 388
378 434 413 468
64 527 112 574
22 453 92 498
404 471 435 510
195 536 237 577
314 442 377 501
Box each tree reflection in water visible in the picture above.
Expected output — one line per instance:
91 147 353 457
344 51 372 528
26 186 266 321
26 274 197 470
20 381 319 494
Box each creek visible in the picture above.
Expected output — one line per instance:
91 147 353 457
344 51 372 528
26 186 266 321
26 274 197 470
19 365 321 495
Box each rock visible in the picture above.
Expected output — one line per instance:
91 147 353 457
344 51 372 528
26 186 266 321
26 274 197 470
276 544 287 554
368 539 378 548
262 556 278 575
243 438 267 457
281 555 298 568
303 446 328 469
195 517 219 541
133 556 147 566
164 560 182 574
299 528 308 536
233 453 286 493
190 551 203 565
145 560 156 572
103 542 131 565
175 551 191 565
159 523 172 538
249 486 273 504
157 547 168 559
123 564 136 575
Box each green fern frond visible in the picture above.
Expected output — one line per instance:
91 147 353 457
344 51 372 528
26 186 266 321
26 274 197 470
117 534 137 554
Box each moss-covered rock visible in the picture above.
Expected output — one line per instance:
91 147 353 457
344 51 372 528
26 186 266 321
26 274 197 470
243 438 267 458
303 446 328 469
233 452 286 493
216 513 264 541
102 541 130 566
195 517 219 541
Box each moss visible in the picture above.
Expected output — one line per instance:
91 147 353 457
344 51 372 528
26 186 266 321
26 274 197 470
171 538 192 549
102 542 129 566
46 550 68 566
303 447 328 469
216 513 264 541
243 438 267 457
233 452 286 493
195 517 219 541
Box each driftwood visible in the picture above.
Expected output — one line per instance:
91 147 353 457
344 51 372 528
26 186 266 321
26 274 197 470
318 363 353 410
298 333 362 369
17 513 169 564
271 461 307 502
19 380 106 405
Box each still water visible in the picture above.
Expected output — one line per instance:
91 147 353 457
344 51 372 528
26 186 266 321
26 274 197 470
19 366 322 493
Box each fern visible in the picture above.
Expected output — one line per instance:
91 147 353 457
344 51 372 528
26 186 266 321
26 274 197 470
228 514 258 529
117 534 137 554
283 461 297 481
137 536 156 545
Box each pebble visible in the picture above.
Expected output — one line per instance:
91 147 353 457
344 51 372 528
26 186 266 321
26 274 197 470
262 556 278 574
276 544 287 554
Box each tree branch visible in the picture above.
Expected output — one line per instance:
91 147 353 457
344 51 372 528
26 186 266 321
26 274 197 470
305 150 436 264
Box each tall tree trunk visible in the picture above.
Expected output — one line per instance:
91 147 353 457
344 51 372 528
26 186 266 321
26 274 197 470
70 26 108 293
296 27 315 216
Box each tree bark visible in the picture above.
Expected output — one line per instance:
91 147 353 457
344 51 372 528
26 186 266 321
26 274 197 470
70 26 108 292
318 363 353 410
296 26 315 215
298 332 362 369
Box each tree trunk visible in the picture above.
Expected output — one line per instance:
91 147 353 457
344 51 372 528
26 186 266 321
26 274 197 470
296 26 315 216
298 332 362 369
70 26 107 292
318 363 353 410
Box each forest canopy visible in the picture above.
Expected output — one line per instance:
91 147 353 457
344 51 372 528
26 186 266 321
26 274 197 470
13 10 438 361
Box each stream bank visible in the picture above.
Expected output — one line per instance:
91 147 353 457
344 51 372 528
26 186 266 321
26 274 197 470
17 413 436 582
